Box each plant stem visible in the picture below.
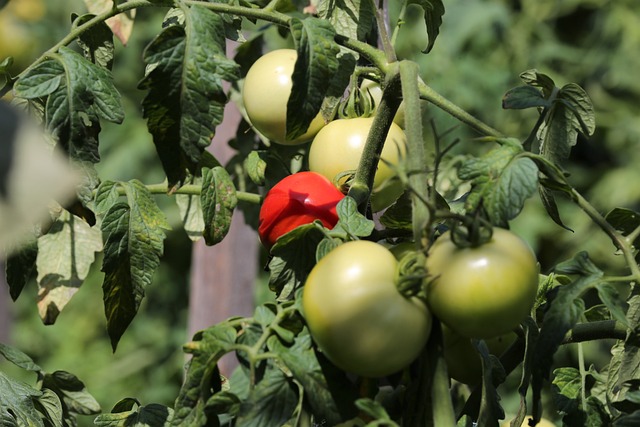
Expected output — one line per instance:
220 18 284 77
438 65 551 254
400 61 430 247
347 68 402 214
371 0 397 63
418 82 503 137
578 342 587 412
571 188 640 281
562 320 627 344
108 182 262 204
390 2 408 48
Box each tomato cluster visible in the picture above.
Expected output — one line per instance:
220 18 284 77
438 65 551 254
249 50 539 383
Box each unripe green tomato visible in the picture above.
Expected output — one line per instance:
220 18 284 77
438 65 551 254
442 324 517 385
303 240 432 378
308 117 406 212
242 49 326 145
426 228 539 339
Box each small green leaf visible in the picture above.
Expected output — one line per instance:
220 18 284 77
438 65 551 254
94 402 173 426
5 237 38 301
379 191 413 231
42 370 101 415
73 13 115 70
332 196 374 238
458 139 538 227
595 282 629 328
316 0 376 44
13 59 64 99
355 398 397 425
614 410 640 426
201 166 238 246
554 251 603 277
407 0 446 53
474 341 506 427
502 85 550 110
606 208 640 252
519 69 556 97
36 211 103 324
0 371 43 426
0 343 41 372
35 389 63 427
244 151 267 186
552 367 581 415
287 17 340 140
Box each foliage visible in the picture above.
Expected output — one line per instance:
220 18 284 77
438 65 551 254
2 0 640 426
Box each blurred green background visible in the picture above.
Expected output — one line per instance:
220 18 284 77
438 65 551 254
1 0 639 425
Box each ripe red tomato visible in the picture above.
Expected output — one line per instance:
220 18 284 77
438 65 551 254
258 172 345 249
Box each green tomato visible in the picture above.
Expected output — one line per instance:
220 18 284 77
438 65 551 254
308 117 406 211
442 324 517 385
242 49 325 145
302 240 432 378
426 228 539 339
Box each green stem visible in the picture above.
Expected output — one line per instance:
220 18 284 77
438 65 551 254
390 1 408 48
399 61 430 248
418 82 503 137
562 320 627 344
107 182 262 204
571 188 640 282
347 67 402 213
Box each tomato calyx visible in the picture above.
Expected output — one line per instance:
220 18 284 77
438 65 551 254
394 248 428 298
449 212 494 249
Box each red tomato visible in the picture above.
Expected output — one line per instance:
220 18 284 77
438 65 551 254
258 172 345 249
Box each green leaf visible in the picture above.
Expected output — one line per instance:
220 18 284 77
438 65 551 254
538 185 573 232
0 343 41 372
35 389 63 427
594 282 629 328
331 196 375 238
379 191 413 231
606 208 640 253
176 173 205 241
95 180 121 217
269 224 325 300
73 13 115 70
607 294 640 413
355 398 397 425
268 331 358 425
172 324 237 426
316 0 376 43
139 5 239 187
287 17 340 140
0 56 12 90
458 139 538 227
13 59 64 99
244 151 267 186
41 370 101 416
554 251 603 277
100 180 170 350
201 166 238 246
502 85 550 110
552 367 581 415
36 211 102 324
5 237 38 301
0 371 44 426
94 402 173 426
474 341 505 427
235 362 298 427
531 271 601 419
519 69 556 97
557 83 596 137
614 410 640 426
407 0 446 53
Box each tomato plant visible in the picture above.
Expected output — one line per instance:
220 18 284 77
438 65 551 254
426 228 539 339
258 171 344 249
308 117 406 211
360 78 406 128
302 240 432 378
2 1 639 426
242 48 326 145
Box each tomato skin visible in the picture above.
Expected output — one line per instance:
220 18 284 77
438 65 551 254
303 240 432 378
258 172 344 249
308 117 406 212
426 228 539 339
242 49 325 145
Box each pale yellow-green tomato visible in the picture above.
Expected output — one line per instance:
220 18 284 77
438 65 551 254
308 117 407 211
303 240 432 378
360 78 406 128
242 49 326 145
426 228 539 339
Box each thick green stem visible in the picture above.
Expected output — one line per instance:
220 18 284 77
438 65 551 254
347 68 402 213
399 61 430 248
418 82 503 137
563 320 627 344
